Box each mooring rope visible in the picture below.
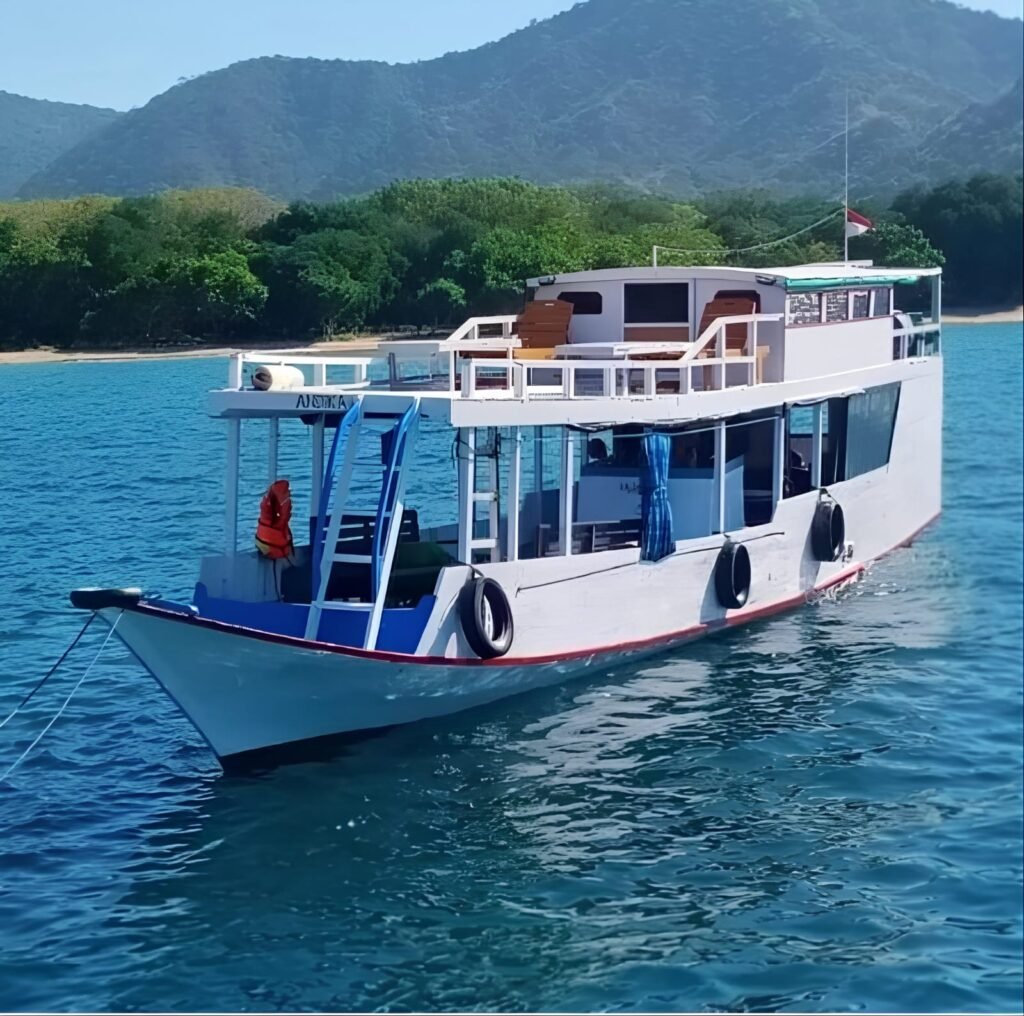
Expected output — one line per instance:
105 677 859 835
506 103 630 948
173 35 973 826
0 612 122 785
0 614 96 731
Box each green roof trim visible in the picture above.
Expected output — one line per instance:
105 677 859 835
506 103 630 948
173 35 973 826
785 275 922 292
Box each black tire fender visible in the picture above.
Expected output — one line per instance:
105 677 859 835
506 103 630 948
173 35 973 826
69 587 142 611
811 497 846 563
714 541 751 610
458 577 514 659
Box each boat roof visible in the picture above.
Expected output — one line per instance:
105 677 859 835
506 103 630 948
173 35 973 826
527 262 942 290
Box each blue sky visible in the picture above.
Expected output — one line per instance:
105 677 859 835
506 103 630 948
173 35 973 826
3 0 1021 110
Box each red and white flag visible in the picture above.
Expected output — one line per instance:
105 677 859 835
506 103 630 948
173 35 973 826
845 208 873 238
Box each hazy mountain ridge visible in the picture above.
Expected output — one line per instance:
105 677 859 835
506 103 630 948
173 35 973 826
13 0 1024 200
0 91 121 198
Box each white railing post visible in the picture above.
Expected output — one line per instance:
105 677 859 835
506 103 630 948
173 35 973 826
713 420 726 534
561 363 573 399
457 428 475 564
268 418 279 482
225 419 240 556
560 428 574 556
508 428 522 561
811 403 824 489
310 362 326 517
772 412 786 511
643 365 655 397
749 319 758 386
228 352 244 390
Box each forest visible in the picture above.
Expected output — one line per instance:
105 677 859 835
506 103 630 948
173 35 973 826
0 174 1020 350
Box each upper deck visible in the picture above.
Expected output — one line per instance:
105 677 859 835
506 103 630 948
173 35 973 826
208 262 942 428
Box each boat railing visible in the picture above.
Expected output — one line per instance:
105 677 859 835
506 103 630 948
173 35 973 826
444 315 519 343
226 313 784 402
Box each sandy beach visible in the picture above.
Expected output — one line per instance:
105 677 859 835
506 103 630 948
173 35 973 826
0 336 387 366
1 309 1020 365
941 306 1023 324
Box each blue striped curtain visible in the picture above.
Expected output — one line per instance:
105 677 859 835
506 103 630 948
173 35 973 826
641 432 674 561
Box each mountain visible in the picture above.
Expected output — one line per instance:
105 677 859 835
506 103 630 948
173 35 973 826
0 91 121 198
17 0 1024 201
915 76 1023 181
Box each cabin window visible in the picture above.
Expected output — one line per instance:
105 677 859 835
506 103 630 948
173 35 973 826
726 410 781 525
624 283 689 323
821 398 848 485
845 383 901 478
852 291 870 319
783 405 815 498
825 291 849 322
787 292 821 325
873 288 891 316
558 291 603 315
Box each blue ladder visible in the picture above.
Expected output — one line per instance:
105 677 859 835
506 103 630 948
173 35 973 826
365 399 420 650
305 401 363 642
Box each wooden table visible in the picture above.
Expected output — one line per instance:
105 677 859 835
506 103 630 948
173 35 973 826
553 341 694 360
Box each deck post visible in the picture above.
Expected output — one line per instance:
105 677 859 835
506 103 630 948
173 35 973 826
507 428 522 561
228 352 244 390
310 363 327 517
931 276 943 353
713 420 726 534
457 427 476 564
268 418 279 482
560 427 574 555
772 411 786 510
225 418 241 558
811 403 824 489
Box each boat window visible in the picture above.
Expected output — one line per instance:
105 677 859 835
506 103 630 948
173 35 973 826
558 291 603 315
784 406 815 499
726 411 781 526
821 398 848 485
873 288 891 316
825 291 849 322
624 283 689 323
852 291 870 319
787 292 821 325
845 383 901 478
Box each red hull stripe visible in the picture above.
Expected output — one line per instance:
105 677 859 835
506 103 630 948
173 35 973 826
126 514 939 669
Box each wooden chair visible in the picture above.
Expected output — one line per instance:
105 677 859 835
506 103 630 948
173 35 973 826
514 299 573 360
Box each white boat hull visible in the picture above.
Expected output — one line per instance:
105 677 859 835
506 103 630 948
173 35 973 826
103 362 942 765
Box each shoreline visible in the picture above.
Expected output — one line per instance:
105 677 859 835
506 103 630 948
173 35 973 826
940 306 1023 324
0 336 387 366
1 308 1020 365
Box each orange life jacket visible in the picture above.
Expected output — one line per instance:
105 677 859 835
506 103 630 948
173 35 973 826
255 479 294 560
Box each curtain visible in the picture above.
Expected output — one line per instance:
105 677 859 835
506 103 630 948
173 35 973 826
641 431 674 562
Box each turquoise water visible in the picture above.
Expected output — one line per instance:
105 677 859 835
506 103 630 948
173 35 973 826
0 325 1021 1012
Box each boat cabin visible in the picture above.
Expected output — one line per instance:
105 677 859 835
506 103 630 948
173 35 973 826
195 262 941 658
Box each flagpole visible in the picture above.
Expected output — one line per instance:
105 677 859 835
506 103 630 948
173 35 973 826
843 87 849 263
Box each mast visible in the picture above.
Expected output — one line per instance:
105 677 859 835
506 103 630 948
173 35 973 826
843 87 850 263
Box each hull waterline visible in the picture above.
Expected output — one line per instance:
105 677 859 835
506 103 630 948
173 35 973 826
99 513 936 767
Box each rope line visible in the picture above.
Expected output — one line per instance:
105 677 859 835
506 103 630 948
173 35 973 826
653 207 843 260
0 612 122 785
0 614 95 731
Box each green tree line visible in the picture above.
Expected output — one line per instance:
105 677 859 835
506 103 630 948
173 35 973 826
0 174 1018 350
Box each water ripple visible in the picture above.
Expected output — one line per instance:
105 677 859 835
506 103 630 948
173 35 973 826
0 327 1020 1012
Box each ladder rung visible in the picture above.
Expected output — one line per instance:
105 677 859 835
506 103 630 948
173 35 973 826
312 601 371 612
331 553 372 564
470 538 498 550
472 492 497 503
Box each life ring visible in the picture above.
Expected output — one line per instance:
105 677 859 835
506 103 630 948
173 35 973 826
811 497 846 562
714 541 751 610
459 577 514 659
